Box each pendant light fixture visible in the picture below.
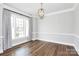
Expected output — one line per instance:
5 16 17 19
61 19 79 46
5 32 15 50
37 3 44 19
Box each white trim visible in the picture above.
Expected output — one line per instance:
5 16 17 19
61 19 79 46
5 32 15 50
37 39 74 46
72 3 79 10
33 4 78 17
12 38 31 47
74 44 79 55
33 8 74 17
45 8 74 16
0 3 32 17
45 3 78 16
32 32 79 55
1 3 78 17
0 50 3 53
32 32 75 36
32 32 75 44
73 35 79 55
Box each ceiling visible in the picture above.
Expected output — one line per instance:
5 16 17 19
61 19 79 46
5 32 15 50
4 3 75 15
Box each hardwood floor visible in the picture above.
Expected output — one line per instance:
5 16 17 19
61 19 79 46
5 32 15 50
0 40 78 56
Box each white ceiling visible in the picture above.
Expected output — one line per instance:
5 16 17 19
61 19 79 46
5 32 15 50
4 3 75 15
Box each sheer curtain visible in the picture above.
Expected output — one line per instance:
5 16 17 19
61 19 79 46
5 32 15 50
11 12 32 46
11 13 29 40
2 9 12 50
2 9 32 50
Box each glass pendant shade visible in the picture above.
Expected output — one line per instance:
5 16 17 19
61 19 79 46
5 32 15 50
37 3 44 19
38 8 44 19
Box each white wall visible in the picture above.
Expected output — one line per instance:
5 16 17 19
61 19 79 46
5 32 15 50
33 4 79 54
38 11 74 34
33 11 75 45
74 4 79 35
0 3 79 54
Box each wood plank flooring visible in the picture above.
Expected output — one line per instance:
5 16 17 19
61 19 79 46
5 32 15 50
0 40 78 56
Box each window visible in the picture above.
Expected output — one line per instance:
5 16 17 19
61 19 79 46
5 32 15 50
11 12 29 39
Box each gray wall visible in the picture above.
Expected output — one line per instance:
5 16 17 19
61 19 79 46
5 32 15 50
38 11 74 34
33 10 75 45
74 4 79 35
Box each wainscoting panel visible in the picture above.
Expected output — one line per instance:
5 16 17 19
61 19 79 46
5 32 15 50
32 32 79 55
33 33 75 46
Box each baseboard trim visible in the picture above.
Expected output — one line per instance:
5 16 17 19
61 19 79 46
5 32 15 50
36 38 75 47
32 33 79 55
12 39 31 47
0 50 3 54
73 35 79 55
74 45 79 55
33 33 75 46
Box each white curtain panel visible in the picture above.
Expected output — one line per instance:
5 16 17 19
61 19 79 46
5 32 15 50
2 9 12 50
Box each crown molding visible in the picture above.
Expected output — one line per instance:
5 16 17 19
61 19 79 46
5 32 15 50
45 8 74 16
32 8 74 17
1 3 78 17
1 3 32 17
44 4 78 16
72 3 79 10
33 8 74 17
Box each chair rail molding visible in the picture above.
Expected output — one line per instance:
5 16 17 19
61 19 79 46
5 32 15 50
32 32 79 55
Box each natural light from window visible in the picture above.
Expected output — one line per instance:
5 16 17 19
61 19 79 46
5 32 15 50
11 13 29 39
